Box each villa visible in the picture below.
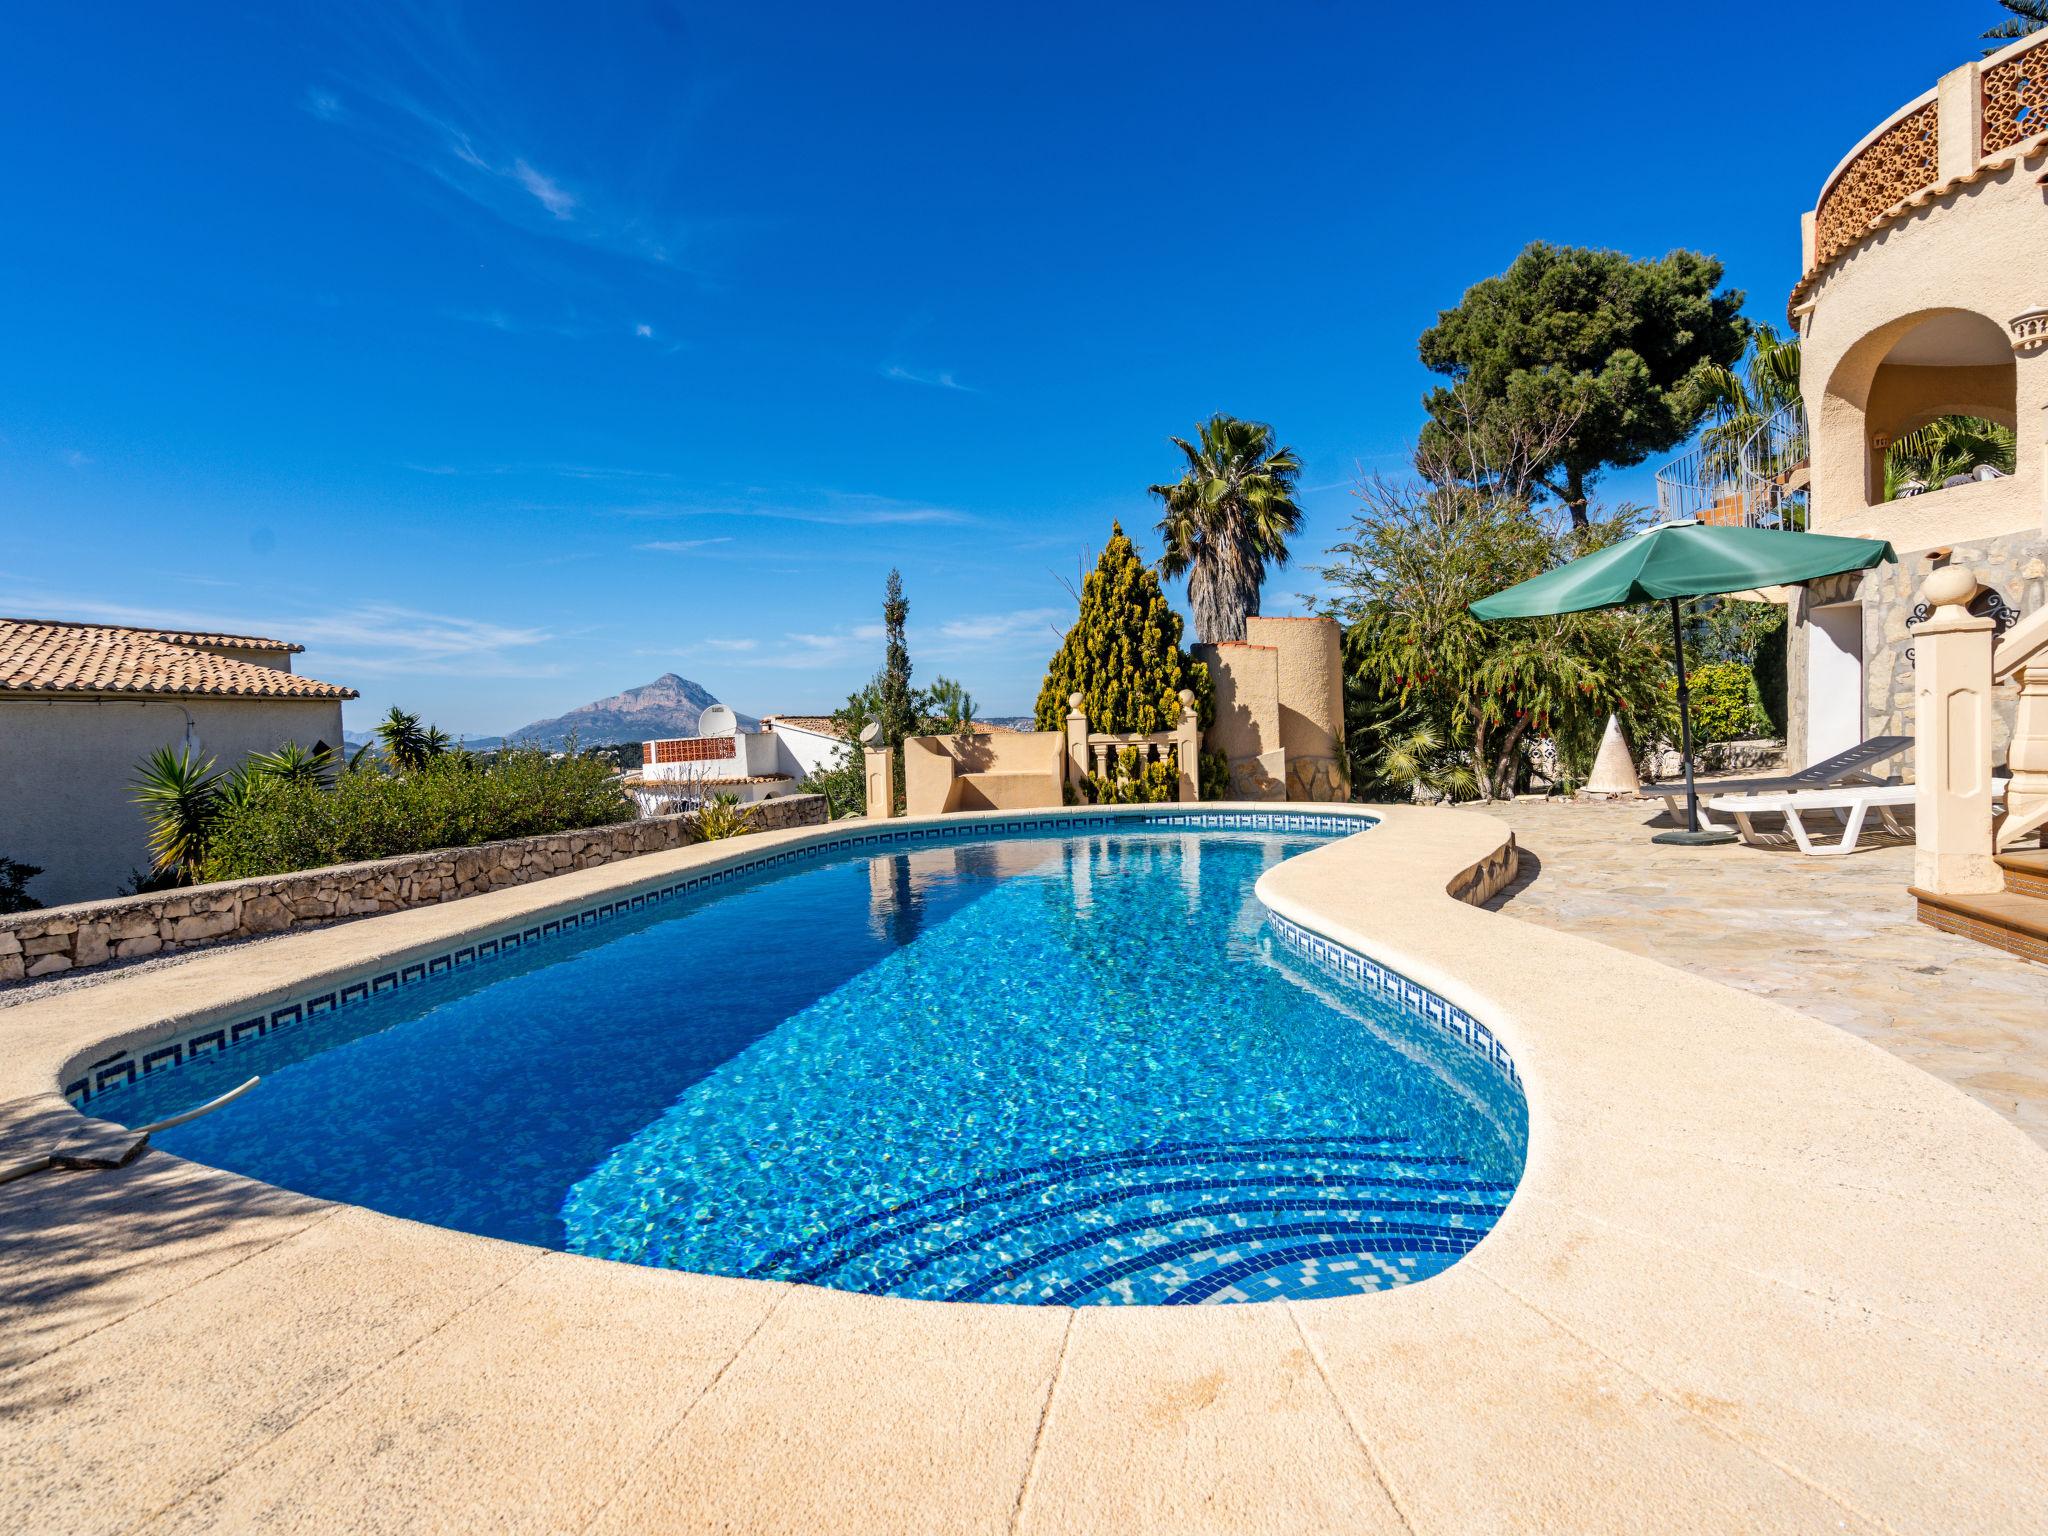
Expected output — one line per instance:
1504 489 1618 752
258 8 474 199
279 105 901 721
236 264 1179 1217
0 618 355 907
5 25 2048 1536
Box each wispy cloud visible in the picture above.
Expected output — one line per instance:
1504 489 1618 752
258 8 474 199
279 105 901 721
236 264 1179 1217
882 364 976 393
0 590 563 680
510 158 575 220
61 449 92 469
703 638 757 652
634 323 654 339
305 74 688 266
937 607 1063 643
635 537 732 553
613 489 971 528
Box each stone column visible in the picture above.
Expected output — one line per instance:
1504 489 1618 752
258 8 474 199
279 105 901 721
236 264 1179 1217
860 722 897 819
1173 689 1199 802
1912 566 2001 893
1064 692 1090 793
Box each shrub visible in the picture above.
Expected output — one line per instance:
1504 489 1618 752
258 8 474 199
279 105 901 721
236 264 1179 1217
798 746 866 818
1685 661 1772 744
1035 523 1212 733
200 749 633 881
0 856 43 913
1077 746 1178 805
690 794 757 841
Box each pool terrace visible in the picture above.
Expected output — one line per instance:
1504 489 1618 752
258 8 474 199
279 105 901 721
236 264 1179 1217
2 803 2044 1533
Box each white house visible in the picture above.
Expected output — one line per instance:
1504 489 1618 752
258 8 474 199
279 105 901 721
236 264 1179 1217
0 618 357 906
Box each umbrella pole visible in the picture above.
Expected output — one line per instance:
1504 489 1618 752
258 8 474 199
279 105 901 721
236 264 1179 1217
1670 596 1700 833
1653 596 1736 847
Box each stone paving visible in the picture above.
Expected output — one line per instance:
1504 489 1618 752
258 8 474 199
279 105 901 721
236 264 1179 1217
1483 793 2048 1148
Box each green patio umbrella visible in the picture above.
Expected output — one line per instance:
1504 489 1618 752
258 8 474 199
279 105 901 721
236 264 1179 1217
1469 521 1897 844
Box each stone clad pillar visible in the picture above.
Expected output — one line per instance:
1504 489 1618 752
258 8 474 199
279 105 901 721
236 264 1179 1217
860 722 897 819
1912 566 2001 893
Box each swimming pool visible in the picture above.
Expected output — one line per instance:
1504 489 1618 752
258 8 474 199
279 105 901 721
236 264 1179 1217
86 815 1525 1306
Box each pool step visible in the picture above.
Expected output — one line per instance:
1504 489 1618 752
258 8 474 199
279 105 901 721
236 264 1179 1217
1913 850 2048 967
754 1135 1513 1305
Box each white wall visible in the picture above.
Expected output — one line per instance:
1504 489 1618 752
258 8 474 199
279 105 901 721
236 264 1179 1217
0 695 345 906
762 722 849 780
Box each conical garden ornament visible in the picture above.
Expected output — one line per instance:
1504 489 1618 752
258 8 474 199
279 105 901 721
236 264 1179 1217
1470 521 1896 845
1582 714 1641 798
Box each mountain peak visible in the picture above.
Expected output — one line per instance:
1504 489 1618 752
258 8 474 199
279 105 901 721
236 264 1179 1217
491 674 755 749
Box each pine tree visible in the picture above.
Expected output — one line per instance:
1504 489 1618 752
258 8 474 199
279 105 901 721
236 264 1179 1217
876 568 915 749
1035 524 1213 733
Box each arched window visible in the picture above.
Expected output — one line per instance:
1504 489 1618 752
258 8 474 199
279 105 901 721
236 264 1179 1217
1858 311 2017 502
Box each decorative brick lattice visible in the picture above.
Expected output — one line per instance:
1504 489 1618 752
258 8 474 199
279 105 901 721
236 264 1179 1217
650 736 735 764
1982 36 2046 157
1813 100 1938 269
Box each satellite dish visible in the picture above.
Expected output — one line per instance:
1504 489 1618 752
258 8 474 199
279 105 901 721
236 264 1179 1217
697 704 738 738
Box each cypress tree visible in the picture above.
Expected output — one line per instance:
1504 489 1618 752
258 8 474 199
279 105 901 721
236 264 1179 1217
876 568 915 749
1035 523 1213 733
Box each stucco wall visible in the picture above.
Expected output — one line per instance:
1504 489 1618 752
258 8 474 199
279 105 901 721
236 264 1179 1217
1244 616 1351 801
0 794 827 983
0 695 346 907
1194 641 1283 798
1802 156 2047 551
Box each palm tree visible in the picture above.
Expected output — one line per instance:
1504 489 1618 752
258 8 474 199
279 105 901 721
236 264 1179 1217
1985 0 2047 48
1884 415 2017 499
1695 326 1802 492
1151 414 1304 643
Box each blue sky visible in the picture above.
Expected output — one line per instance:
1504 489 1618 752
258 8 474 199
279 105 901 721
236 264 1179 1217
0 1 1990 735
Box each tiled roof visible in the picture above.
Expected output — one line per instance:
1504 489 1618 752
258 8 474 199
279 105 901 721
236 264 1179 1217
763 714 849 739
0 618 357 701
150 628 303 653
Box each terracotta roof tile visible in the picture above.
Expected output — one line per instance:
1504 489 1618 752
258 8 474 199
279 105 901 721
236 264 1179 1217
762 714 850 739
150 628 302 652
0 618 356 701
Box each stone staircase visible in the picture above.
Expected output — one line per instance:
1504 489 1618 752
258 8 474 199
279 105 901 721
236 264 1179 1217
1916 848 2048 967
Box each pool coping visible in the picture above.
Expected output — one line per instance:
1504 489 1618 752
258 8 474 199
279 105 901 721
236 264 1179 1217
5 803 2047 1534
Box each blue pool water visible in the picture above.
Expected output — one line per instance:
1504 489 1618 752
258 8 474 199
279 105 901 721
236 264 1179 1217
94 822 1526 1306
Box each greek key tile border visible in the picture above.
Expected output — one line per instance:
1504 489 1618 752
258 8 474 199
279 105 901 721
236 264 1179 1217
1265 912 1520 1091
66 809 1376 1109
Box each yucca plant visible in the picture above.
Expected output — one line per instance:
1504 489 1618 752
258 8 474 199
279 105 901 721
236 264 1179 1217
132 745 226 883
691 794 758 841
246 740 333 786
375 706 437 772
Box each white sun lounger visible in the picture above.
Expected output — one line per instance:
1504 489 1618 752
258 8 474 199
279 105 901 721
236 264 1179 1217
1703 778 2009 857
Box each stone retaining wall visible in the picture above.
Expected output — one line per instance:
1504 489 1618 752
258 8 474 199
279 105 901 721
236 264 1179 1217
0 795 828 984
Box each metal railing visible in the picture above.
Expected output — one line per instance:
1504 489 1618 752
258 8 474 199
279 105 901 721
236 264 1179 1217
1653 442 1743 524
1652 400 1809 531
1737 399 1809 531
